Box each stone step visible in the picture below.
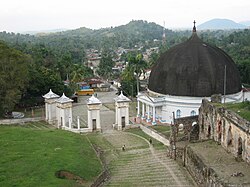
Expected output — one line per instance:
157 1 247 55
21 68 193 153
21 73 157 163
107 180 194 187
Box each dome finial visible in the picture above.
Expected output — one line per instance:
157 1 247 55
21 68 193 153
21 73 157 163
193 20 196 32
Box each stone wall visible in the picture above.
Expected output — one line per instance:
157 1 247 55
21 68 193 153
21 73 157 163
174 115 199 141
0 117 43 124
174 115 198 135
139 124 170 146
198 99 250 163
184 145 226 187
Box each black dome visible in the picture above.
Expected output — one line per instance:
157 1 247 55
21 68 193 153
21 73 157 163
148 33 242 97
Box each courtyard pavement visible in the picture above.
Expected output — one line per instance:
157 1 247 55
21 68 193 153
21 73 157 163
72 89 117 131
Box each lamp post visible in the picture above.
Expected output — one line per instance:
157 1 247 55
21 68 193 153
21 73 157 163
172 112 176 160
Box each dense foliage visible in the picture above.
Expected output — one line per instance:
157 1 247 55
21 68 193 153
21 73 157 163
0 41 30 115
97 52 115 79
0 20 249 115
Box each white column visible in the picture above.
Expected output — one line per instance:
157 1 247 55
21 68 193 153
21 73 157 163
48 104 51 122
45 103 48 121
115 105 118 124
142 103 145 119
152 106 156 125
137 100 140 117
126 107 129 126
146 104 149 116
117 108 122 130
97 109 101 130
57 108 60 128
88 110 92 130
146 105 150 122
77 116 80 129
69 107 73 120
62 110 65 128
69 116 72 129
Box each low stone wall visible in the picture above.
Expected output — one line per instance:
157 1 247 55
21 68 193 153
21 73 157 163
65 127 93 133
139 124 170 146
0 117 43 125
91 169 110 187
185 145 223 187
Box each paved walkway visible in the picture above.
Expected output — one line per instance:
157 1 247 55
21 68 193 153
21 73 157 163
102 131 195 186
73 92 196 186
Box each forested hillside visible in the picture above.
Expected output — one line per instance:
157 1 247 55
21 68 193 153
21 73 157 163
0 41 30 115
0 20 249 116
200 29 250 85
0 20 174 63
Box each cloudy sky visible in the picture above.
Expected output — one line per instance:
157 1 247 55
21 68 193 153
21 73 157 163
1 0 250 32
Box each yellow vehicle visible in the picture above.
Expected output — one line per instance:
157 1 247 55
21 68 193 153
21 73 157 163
76 89 94 96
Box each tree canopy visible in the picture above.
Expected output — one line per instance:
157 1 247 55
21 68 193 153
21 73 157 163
0 41 30 115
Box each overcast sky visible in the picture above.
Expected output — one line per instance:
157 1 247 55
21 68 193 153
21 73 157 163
1 0 250 32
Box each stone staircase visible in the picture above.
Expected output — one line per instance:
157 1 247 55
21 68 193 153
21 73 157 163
22 121 56 130
103 132 195 187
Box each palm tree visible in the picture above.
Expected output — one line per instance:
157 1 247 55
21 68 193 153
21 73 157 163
71 64 85 83
128 53 148 94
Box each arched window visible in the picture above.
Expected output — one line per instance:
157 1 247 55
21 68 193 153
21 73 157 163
227 126 233 146
190 110 196 116
176 110 181 118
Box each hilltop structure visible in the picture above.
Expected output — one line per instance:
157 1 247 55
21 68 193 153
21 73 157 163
137 21 244 124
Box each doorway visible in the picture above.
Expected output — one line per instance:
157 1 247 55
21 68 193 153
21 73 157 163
122 117 125 129
238 137 243 159
92 119 97 131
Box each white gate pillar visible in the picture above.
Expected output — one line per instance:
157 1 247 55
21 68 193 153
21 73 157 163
43 89 60 125
114 91 131 130
87 95 102 132
56 93 73 129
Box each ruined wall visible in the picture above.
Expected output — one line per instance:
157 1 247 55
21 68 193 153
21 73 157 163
174 115 199 141
185 145 235 187
198 99 250 163
174 115 198 135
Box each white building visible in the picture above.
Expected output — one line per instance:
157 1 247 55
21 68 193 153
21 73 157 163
137 22 245 125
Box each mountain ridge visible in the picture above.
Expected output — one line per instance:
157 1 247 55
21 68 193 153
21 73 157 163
197 18 247 30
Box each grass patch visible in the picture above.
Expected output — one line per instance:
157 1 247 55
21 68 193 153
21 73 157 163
125 128 164 149
213 101 250 121
225 101 250 121
150 125 171 137
86 133 117 165
0 124 102 186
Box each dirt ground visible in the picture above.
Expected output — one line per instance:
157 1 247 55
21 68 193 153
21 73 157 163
189 140 250 185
